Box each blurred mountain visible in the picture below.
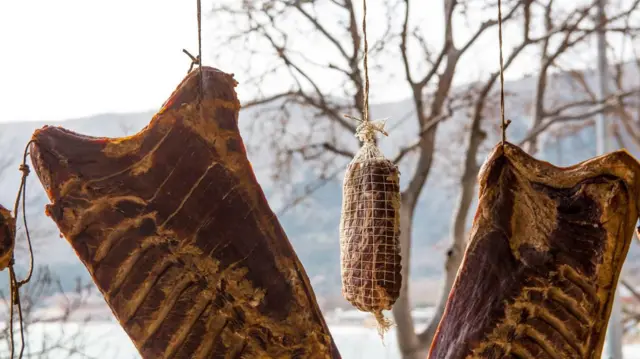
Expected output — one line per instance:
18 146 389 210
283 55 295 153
1 62 640 307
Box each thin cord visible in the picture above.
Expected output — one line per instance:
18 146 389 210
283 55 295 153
8 140 35 359
197 0 202 72
197 0 204 104
9 265 16 359
498 0 507 146
362 0 369 123
183 0 204 92
343 0 386 143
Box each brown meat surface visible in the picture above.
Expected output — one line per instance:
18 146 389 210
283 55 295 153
340 158 401 317
429 142 640 359
29 67 341 359
0 204 15 271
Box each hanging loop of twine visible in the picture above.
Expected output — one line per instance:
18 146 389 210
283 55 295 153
8 139 36 359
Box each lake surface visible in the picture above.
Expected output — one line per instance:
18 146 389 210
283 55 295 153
1 322 638 358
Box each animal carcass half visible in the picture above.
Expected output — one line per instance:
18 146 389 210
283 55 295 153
29 67 341 359
429 142 640 359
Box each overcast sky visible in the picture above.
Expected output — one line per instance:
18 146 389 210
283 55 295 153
0 0 628 124
1 0 203 123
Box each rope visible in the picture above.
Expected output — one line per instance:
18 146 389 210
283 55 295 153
362 0 369 124
183 0 204 101
343 0 388 145
498 0 508 146
8 140 36 359
182 0 205 112
197 0 202 69
196 0 204 101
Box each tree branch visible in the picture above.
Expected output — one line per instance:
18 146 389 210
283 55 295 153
291 2 351 61
243 90 302 109
519 90 640 147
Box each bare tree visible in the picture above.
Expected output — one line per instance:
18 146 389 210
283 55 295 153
609 46 640 150
520 0 640 153
0 139 126 359
212 0 640 357
0 267 108 359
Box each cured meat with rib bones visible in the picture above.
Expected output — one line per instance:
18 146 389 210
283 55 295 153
29 67 341 359
429 142 640 359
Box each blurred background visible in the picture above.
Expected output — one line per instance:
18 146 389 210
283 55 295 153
3 0 640 358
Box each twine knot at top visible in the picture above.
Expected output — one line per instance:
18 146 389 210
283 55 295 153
182 49 201 73
344 114 389 143
18 164 29 176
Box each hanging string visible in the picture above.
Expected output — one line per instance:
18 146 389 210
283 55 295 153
497 0 509 146
344 0 387 145
182 49 200 73
197 0 202 71
196 0 204 102
362 0 369 124
8 140 36 359
183 0 204 98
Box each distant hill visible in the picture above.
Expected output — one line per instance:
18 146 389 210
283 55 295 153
2 63 640 307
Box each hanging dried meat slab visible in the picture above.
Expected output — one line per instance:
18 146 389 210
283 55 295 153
29 67 341 359
0 204 15 271
429 142 640 359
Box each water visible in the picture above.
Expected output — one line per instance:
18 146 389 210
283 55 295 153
1 322 639 358
0 322 403 359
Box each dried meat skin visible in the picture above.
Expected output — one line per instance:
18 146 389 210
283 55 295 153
339 122 402 333
29 67 341 359
340 158 401 316
428 142 640 359
0 205 15 271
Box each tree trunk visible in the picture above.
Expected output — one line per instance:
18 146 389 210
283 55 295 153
392 128 440 358
408 115 486 357
392 200 425 359
524 62 549 155
392 168 473 359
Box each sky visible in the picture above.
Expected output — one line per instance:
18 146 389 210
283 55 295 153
0 0 632 124
0 0 200 123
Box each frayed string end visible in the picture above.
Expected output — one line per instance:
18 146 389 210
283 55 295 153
373 311 393 342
